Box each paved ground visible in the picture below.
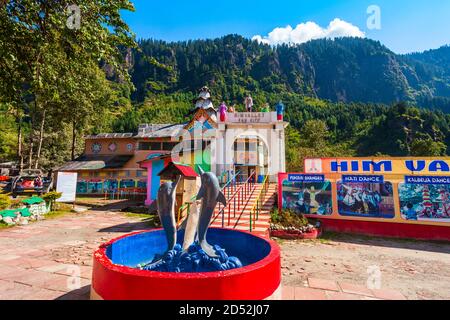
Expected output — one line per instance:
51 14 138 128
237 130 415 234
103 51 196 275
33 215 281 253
1 204 442 300
279 234 450 300
0 206 150 300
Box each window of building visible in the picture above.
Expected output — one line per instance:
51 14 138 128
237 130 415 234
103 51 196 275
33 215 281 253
139 142 162 150
248 141 257 151
120 179 135 188
136 170 147 177
162 142 178 150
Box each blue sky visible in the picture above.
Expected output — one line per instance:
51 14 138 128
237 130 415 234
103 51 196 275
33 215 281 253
121 0 450 54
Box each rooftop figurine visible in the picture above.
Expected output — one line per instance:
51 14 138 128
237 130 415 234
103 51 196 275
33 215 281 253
219 102 228 122
262 103 270 112
245 94 253 112
276 101 285 120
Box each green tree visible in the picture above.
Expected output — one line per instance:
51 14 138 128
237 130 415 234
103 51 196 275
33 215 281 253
0 0 136 168
410 138 447 156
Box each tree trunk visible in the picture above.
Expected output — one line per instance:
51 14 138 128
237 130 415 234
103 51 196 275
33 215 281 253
34 108 46 169
28 125 34 169
28 96 38 169
16 111 24 171
71 120 76 160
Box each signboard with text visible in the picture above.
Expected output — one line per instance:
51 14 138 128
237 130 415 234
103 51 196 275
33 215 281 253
305 157 450 175
56 172 78 202
227 112 272 124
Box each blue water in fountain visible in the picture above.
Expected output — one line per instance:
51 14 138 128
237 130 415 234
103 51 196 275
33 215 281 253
106 229 271 273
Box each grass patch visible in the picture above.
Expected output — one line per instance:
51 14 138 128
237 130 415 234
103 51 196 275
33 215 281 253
44 210 73 220
123 212 153 219
123 212 161 228
0 222 13 229
313 237 332 245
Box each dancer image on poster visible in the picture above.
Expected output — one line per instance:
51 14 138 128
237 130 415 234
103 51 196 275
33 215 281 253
439 189 450 217
304 186 322 214
281 179 333 216
338 182 390 217
341 184 356 211
296 189 309 213
404 203 418 220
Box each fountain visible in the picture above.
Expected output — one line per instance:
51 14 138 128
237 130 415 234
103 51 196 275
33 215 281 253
91 169 281 300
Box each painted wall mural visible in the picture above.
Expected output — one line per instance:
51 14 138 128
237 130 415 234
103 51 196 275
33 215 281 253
108 142 117 152
399 177 450 222
279 158 450 227
337 175 395 218
91 142 102 154
281 174 332 215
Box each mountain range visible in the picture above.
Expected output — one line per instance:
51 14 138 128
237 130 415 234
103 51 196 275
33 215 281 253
128 35 450 111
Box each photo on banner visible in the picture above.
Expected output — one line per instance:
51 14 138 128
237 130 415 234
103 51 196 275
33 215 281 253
281 174 332 215
337 175 395 218
399 176 450 222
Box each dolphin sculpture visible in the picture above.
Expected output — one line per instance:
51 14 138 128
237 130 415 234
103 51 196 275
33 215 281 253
180 200 201 252
196 167 227 257
148 176 181 253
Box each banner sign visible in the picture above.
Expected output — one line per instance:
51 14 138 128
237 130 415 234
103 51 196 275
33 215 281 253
404 175 450 185
342 175 384 183
306 158 450 175
227 112 272 124
56 172 78 202
288 174 325 182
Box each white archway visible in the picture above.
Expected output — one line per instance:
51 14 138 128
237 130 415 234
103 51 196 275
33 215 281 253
212 113 288 182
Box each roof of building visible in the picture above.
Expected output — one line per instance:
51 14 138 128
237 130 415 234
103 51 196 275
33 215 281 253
135 123 186 138
85 133 134 139
56 155 133 171
137 152 172 166
158 162 199 178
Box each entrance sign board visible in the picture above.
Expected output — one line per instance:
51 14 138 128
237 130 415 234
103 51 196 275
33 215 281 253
226 112 272 124
56 172 78 202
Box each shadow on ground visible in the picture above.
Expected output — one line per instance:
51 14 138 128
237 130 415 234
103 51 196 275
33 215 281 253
97 220 153 233
56 285 91 300
320 230 450 254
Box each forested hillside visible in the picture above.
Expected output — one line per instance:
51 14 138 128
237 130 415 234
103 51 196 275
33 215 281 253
130 35 450 110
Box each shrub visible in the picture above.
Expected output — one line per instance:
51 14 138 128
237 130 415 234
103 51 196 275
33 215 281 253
0 194 11 210
270 208 309 229
42 191 62 211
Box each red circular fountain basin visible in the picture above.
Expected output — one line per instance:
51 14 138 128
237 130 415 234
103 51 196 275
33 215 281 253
91 228 281 300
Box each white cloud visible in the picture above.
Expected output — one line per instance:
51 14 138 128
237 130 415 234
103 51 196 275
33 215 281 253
252 18 365 46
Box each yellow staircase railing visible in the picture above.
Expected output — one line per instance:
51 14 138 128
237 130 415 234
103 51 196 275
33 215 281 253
248 175 269 232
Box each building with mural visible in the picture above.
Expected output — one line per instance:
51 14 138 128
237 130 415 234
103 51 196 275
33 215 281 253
56 87 288 205
278 157 450 241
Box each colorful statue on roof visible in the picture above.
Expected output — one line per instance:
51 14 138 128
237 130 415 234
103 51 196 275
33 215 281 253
276 101 285 121
191 86 215 113
219 102 228 122
245 94 253 112
262 103 270 112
